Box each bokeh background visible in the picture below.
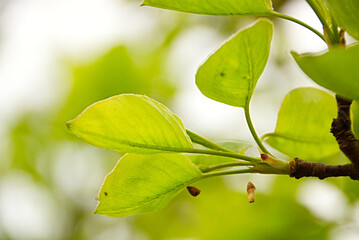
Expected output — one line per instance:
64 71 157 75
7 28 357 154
1 0 359 239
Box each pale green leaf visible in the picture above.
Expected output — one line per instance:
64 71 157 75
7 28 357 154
141 0 273 16
264 88 339 160
94 153 203 217
292 44 359 102
196 19 273 108
326 0 359 40
67 94 193 153
189 140 251 168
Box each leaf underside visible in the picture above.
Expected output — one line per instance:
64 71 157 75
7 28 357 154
264 88 339 160
196 18 273 108
292 44 359 102
326 0 359 40
94 153 203 217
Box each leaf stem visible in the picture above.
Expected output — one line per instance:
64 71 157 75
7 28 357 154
201 162 254 173
244 105 272 156
305 0 339 45
186 129 233 152
267 12 325 42
306 0 330 31
185 148 261 163
202 168 257 179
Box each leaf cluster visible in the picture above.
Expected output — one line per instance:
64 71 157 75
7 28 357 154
67 0 359 217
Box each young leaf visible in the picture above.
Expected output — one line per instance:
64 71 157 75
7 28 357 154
326 0 359 40
94 153 203 217
67 94 193 153
196 19 273 108
292 44 359 102
263 88 339 160
141 0 273 16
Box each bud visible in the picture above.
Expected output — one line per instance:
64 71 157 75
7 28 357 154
339 29 346 46
247 181 256 203
187 186 201 197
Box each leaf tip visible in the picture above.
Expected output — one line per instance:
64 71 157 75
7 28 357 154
93 203 103 215
65 120 74 132
140 0 148 7
290 51 299 58
93 209 101 216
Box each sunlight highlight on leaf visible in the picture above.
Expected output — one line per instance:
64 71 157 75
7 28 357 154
142 0 273 16
67 94 193 153
264 88 339 160
292 44 359 102
196 19 273 108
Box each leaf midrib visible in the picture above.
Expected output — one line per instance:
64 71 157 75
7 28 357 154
70 125 193 153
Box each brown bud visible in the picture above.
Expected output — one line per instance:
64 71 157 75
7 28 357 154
247 181 256 203
339 29 346 46
260 153 269 161
187 186 201 197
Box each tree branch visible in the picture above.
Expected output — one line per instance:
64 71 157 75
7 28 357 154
330 95 359 168
288 94 359 180
289 158 359 180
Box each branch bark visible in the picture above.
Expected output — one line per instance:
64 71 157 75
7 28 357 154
331 95 359 168
289 158 359 180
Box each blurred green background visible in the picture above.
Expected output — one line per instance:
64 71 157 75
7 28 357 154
1 0 359 239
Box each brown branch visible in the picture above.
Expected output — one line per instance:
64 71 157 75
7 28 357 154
288 95 359 180
289 158 359 180
330 95 359 168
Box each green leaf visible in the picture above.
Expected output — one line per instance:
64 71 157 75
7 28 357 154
264 88 339 160
141 0 273 16
326 0 359 40
67 94 193 153
196 19 273 108
189 140 251 168
292 44 359 102
94 153 203 217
